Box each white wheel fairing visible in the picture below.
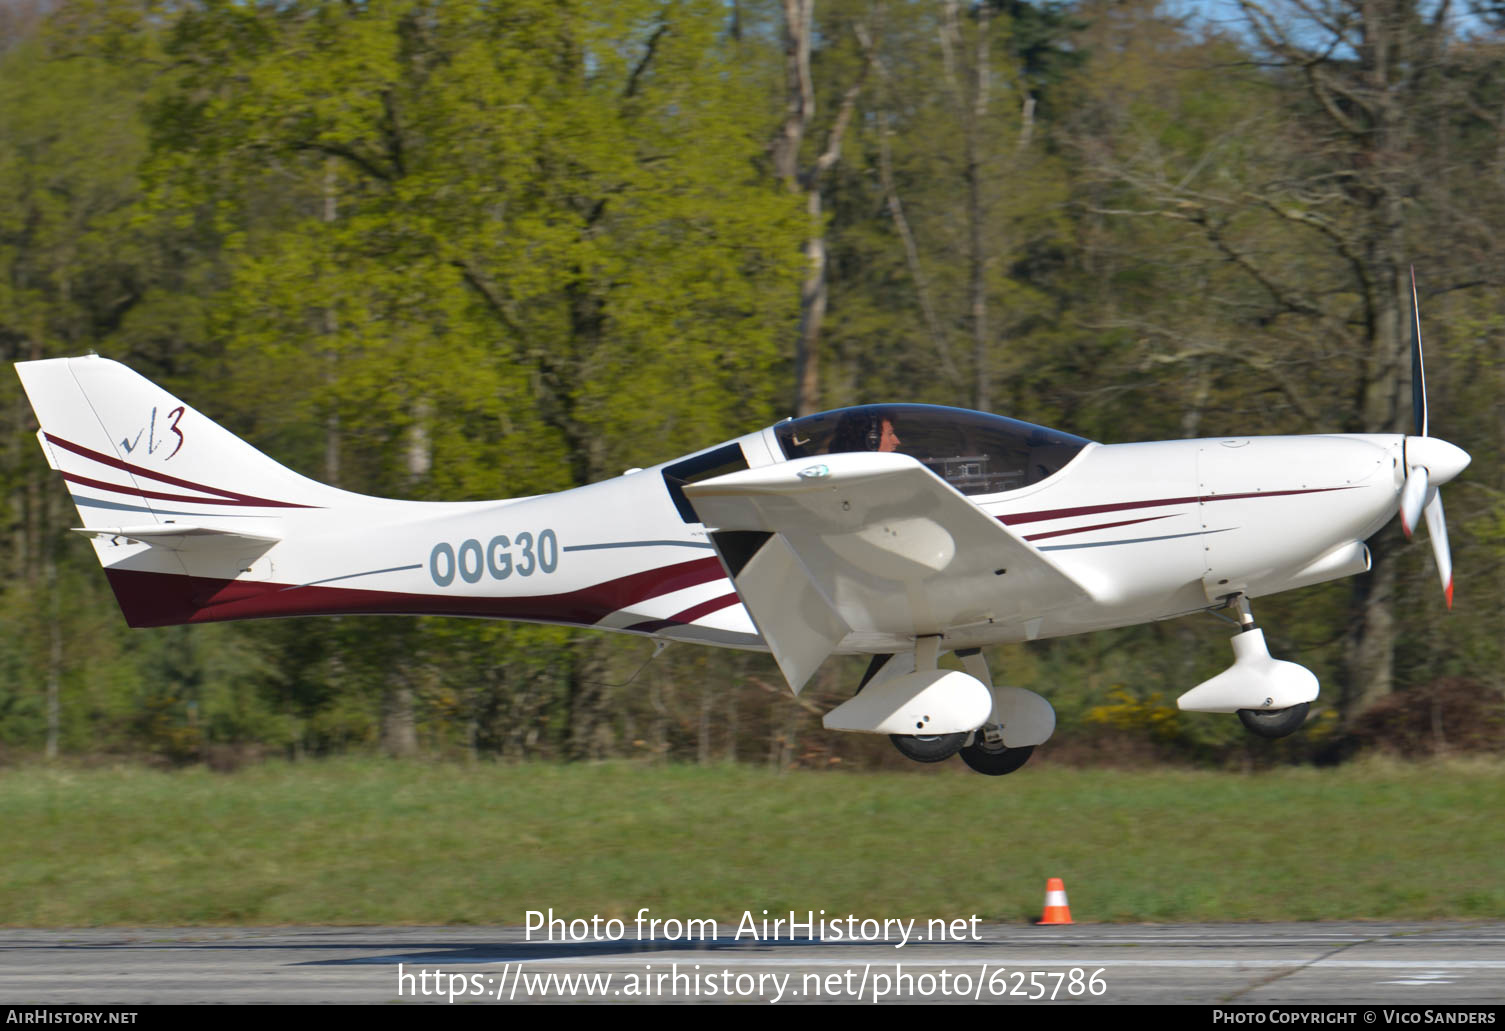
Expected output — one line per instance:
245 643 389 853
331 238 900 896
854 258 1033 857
989 687 1056 748
1176 629 1319 714
822 669 992 736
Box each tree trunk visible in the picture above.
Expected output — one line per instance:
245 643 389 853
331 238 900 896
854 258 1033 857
1341 529 1399 722
407 397 432 485
795 194 826 417
775 0 870 417
382 681 419 758
563 645 609 761
967 5 992 412
322 158 341 487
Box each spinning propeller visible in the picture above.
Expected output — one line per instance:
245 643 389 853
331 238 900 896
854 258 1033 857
1398 269 1470 608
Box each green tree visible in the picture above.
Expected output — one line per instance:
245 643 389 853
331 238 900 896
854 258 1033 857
142 0 806 757
1065 0 1505 727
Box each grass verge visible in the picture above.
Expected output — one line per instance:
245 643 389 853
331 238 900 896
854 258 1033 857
2 757 1501 925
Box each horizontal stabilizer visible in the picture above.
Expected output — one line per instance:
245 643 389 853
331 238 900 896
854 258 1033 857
72 524 281 554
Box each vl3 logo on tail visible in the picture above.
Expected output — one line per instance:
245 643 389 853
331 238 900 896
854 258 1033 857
119 404 186 460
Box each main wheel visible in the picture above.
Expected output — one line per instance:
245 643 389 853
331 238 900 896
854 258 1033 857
889 732 967 763
1237 702 1310 740
958 739 1035 776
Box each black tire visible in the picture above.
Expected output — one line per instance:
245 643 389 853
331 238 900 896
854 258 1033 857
1237 702 1310 740
958 741 1035 776
889 732 968 763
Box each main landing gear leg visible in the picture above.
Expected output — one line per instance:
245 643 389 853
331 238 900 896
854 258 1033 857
887 637 969 763
954 649 1039 777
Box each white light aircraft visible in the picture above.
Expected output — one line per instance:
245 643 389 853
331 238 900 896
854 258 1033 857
14 280 1468 775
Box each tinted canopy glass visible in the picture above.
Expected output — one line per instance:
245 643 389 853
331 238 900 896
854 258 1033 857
774 404 1091 496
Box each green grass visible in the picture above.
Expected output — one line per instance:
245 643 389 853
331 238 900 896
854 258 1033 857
2 757 1502 925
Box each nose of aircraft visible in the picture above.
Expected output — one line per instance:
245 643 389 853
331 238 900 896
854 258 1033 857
1404 436 1471 486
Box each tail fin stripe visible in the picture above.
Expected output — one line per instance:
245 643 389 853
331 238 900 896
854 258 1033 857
47 432 247 497
62 472 314 510
47 433 318 509
73 496 227 518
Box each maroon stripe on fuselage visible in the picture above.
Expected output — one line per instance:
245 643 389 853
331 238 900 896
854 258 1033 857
63 472 313 509
104 556 727 628
622 592 743 635
46 433 318 508
1000 487 1354 527
1022 515 1171 542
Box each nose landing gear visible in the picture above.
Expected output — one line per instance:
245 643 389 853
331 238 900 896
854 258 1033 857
1237 702 1311 739
1180 595 1317 740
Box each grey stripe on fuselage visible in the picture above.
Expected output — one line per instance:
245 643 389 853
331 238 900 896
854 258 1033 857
71 495 269 520
1037 528 1233 551
282 565 426 591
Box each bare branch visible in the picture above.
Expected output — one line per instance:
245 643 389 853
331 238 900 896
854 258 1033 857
876 116 959 388
1198 214 1325 319
746 676 824 714
807 24 873 184
624 23 669 99
1243 192 1371 304
448 254 523 337
1304 64 1369 137
291 140 393 183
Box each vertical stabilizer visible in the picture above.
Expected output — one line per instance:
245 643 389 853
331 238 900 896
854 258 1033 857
15 355 349 530
14 355 371 628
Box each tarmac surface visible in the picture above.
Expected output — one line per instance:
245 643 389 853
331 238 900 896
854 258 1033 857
3 922 1504 1005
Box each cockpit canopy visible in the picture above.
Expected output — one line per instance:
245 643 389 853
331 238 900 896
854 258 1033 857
774 404 1092 497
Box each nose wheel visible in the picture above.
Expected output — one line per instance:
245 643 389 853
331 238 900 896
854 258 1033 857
1230 595 1311 740
1237 702 1310 739
1184 595 1318 740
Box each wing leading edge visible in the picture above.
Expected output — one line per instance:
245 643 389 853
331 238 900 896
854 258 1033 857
683 451 1096 691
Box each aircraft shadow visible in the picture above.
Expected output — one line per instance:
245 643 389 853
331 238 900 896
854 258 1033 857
304 935 916 966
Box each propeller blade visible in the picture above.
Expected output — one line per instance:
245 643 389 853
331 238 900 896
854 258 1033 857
1399 465 1429 539
1423 491 1453 609
1406 270 1460 611
1410 266 1428 438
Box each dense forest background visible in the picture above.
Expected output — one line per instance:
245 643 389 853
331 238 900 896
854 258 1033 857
2 0 1501 769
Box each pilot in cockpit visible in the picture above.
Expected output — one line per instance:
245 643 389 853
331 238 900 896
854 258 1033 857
830 410 903 455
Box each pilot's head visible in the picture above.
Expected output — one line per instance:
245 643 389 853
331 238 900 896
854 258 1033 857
831 410 902 454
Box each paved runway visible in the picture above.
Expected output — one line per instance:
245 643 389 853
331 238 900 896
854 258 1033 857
3 923 1503 1005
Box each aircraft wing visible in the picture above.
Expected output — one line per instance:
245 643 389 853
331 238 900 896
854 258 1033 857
683 452 1096 691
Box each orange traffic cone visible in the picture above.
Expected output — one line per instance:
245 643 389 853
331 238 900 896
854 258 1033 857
1037 877 1073 925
